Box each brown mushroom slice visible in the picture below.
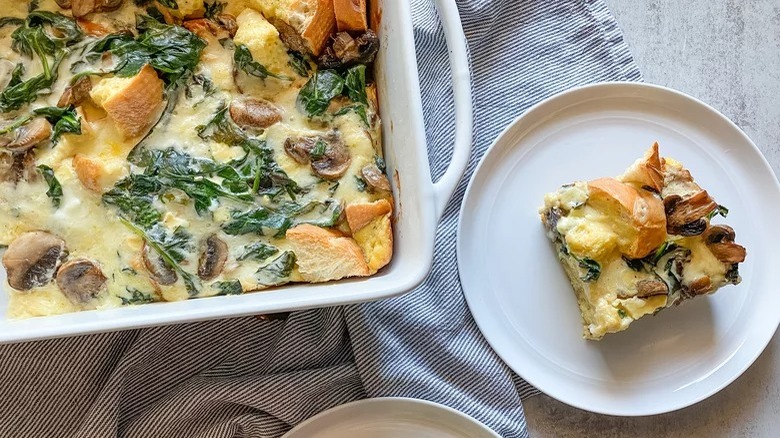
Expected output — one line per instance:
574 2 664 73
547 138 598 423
197 235 228 281
55 0 72 8
284 136 317 164
229 98 282 130
686 276 712 296
71 0 123 18
702 224 736 244
0 150 37 184
215 14 238 38
2 231 67 290
361 163 391 192
318 30 379 69
142 244 177 285
56 259 107 304
664 191 718 229
707 242 747 264
311 136 351 180
636 279 669 298
6 118 52 153
57 76 93 108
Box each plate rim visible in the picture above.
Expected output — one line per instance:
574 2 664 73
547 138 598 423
456 80 780 416
282 397 500 437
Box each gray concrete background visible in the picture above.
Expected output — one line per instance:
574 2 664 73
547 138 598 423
523 0 780 436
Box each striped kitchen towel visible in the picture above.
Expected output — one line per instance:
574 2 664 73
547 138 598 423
0 1 640 437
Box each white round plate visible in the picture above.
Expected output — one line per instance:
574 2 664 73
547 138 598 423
282 397 500 438
457 82 780 416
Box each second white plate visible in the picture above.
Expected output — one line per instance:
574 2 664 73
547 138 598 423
457 82 780 416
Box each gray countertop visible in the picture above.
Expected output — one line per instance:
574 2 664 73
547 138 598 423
523 0 780 436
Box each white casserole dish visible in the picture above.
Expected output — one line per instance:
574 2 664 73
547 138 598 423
0 0 473 343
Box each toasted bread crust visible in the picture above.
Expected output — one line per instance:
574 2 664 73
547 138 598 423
620 143 664 192
72 154 103 193
98 64 164 138
587 177 666 258
286 224 369 282
345 199 392 232
334 0 368 32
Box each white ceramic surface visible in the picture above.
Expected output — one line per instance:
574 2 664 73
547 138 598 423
457 82 780 416
282 398 500 438
0 0 473 343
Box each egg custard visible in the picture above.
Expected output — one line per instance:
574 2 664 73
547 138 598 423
540 144 746 340
0 0 392 318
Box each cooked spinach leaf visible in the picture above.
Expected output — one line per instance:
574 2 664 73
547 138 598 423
374 155 386 172
578 257 601 282
33 105 81 142
288 50 311 77
0 17 24 29
297 69 344 117
354 176 367 192
120 287 155 305
344 64 368 105
36 164 62 208
238 242 279 262
196 105 246 146
706 204 729 220
223 200 341 238
213 279 243 296
91 16 205 86
204 1 226 19
120 219 199 294
309 139 327 160
617 309 628 318
157 0 179 9
103 174 163 229
622 255 645 272
234 43 290 80
333 104 369 126
255 251 295 286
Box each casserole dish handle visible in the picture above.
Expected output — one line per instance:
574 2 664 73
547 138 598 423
431 0 474 221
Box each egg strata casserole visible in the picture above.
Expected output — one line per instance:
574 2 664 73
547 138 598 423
540 144 746 340
0 0 393 318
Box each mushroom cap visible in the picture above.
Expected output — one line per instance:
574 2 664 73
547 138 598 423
56 258 107 304
229 98 282 130
142 244 177 286
6 118 52 153
2 231 66 290
197 235 228 281
361 163 391 192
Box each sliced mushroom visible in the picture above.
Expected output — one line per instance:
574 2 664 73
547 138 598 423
0 150 37 184
636 279 669 298
71 0 123 18
55 0 72 8
702 224 736 244
686 276 712 296
6 118 52 153
56 258 107 304
318 30 379 69
271 18 310 55
707 242 747 264
229 98 282 130
214 14 237 38
361 163 391 192
197 235 228 281
58 76 92 108
664 191 718 227
311 135 351 180
143 244 177 286
2 231 67 290
284 136 317 164
284 133 352 180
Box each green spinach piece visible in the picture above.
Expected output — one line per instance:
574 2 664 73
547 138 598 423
234 43 290 80
238 242 279 262
706 204 729 220
103 174 163 229
354 176 367 192
309 139 327 160
256 251 295 286
196 105 246 146
578 257 601 282
622 255 645 272
297 69 344 117
288 50 311 77
223 200 341 238
121 219 199 294
213 279 243 296
344 64 368 105
204 1 226 19
36 164 62 208
333 104 369 126
120 287 156 305
157 0 179 9
33 106 81 143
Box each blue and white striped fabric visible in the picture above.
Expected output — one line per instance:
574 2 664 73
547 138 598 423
0 1 640 437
